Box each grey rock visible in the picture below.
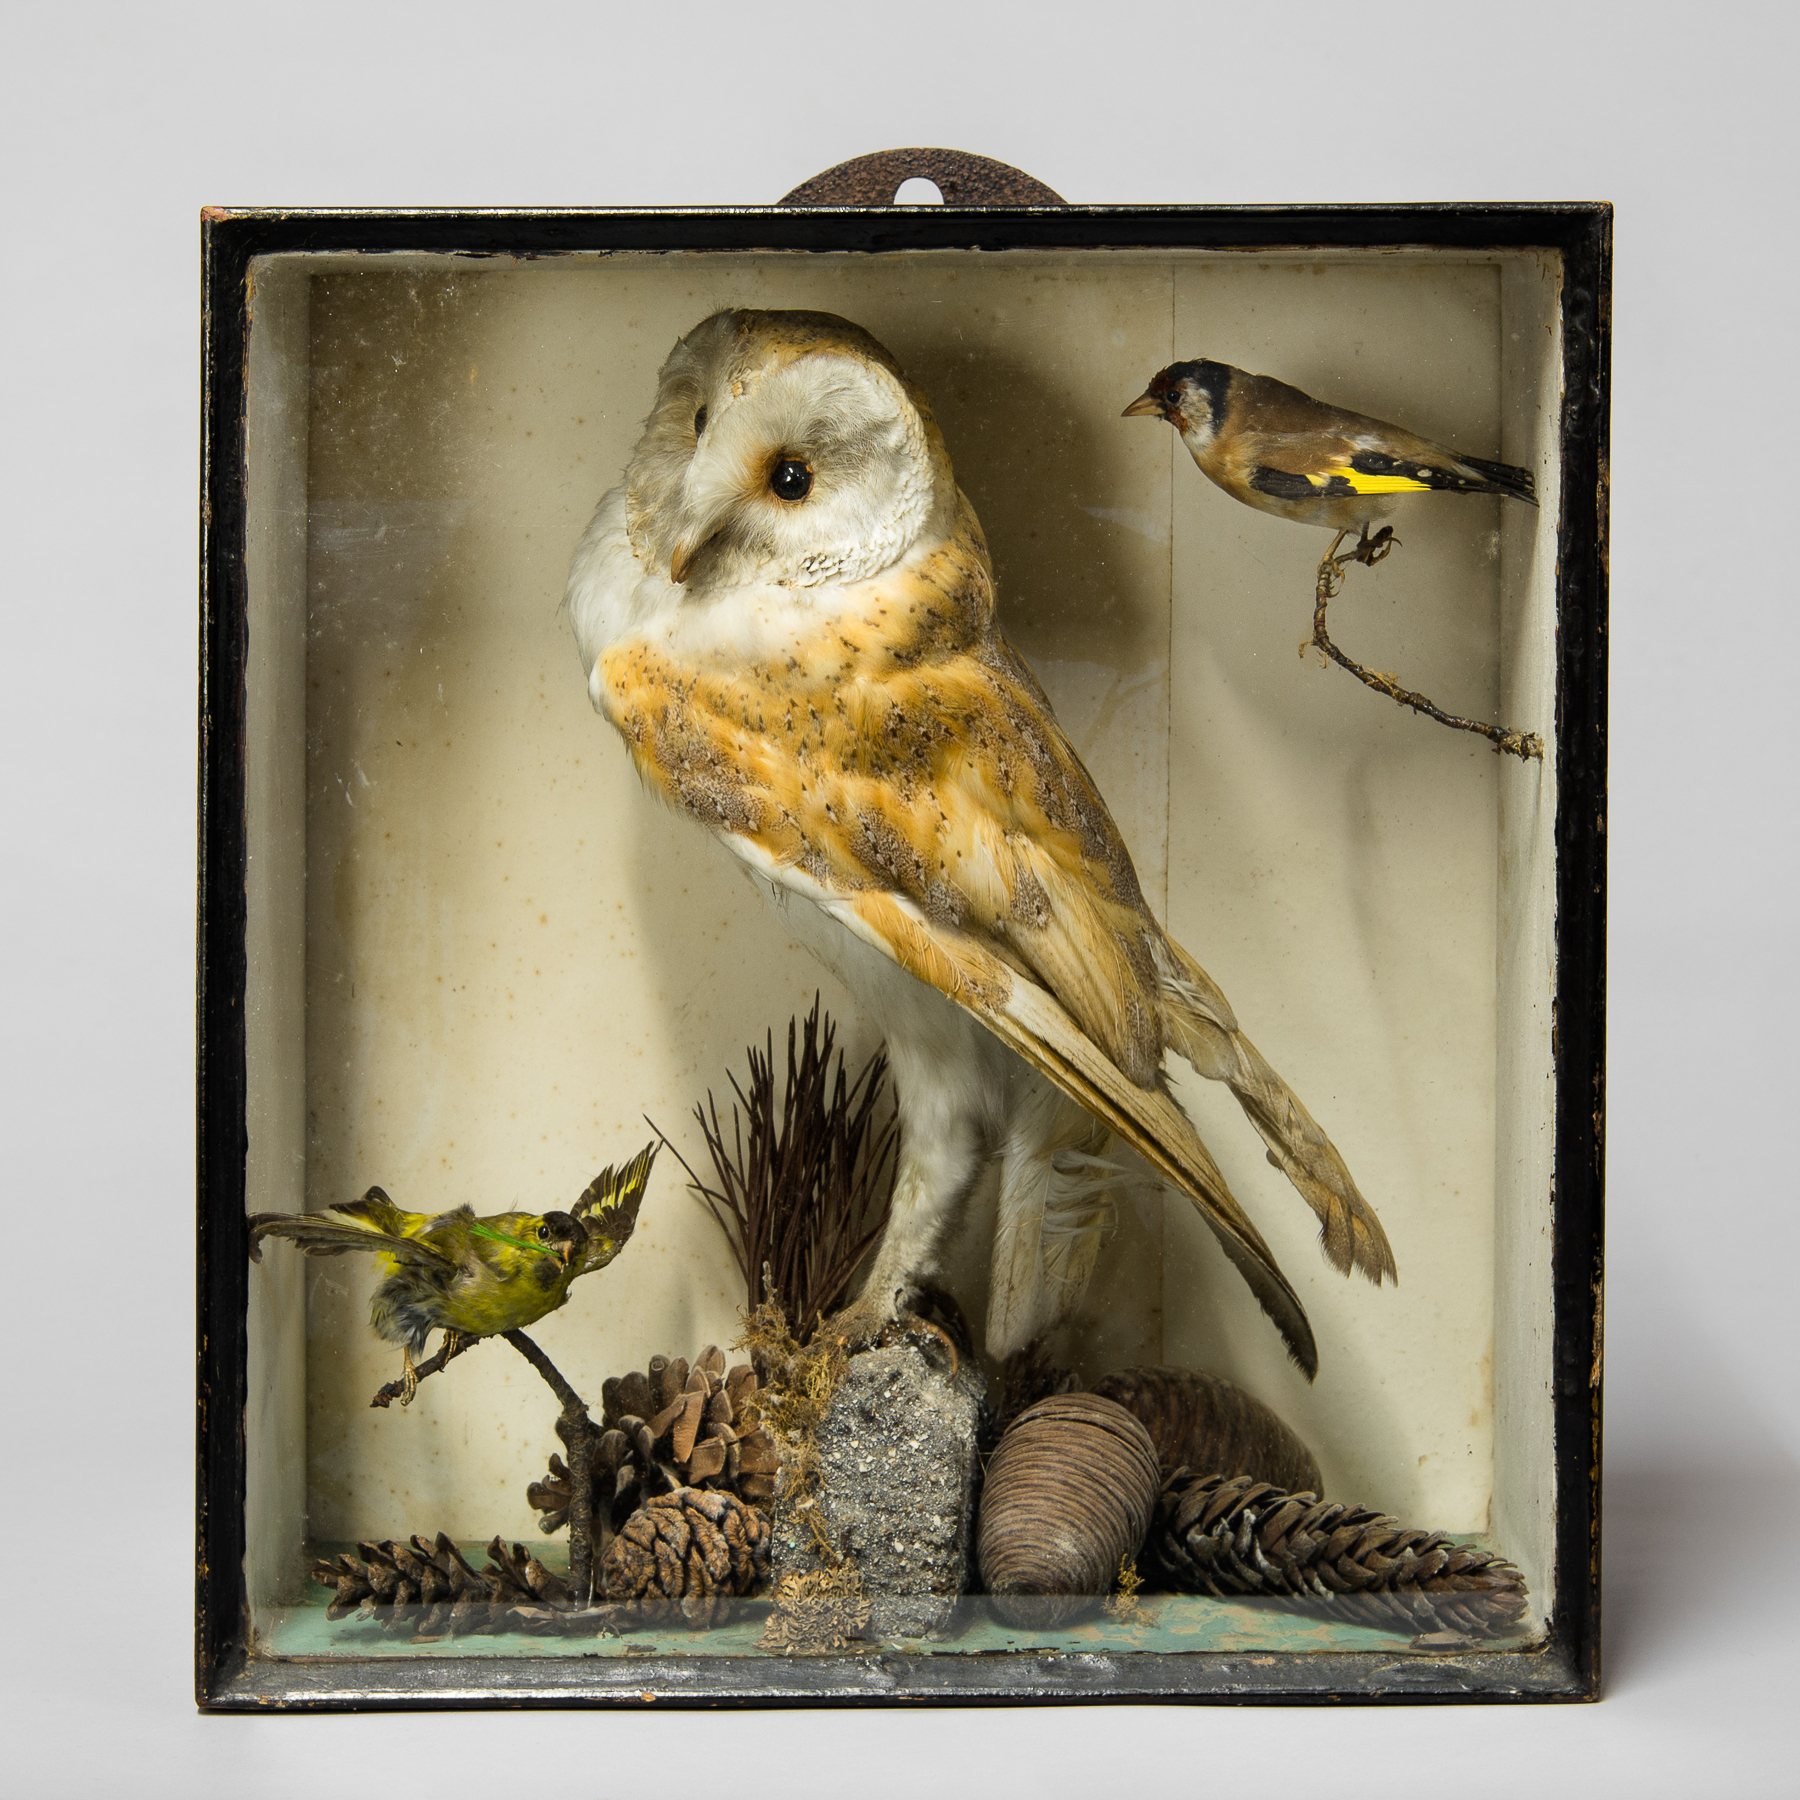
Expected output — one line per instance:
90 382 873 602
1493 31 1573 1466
770 1341 985 1641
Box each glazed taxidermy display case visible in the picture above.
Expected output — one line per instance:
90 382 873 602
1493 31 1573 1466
198 153 1609 1708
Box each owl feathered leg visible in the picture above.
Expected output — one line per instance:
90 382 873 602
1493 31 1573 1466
831 1027 993 1347
987 1080 1119 1360
770 882 1007 1348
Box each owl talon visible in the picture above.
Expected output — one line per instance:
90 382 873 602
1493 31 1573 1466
819 1296 896 1354
876 1314 960 1379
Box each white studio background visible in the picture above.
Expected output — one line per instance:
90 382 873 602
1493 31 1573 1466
2 4 1792 1794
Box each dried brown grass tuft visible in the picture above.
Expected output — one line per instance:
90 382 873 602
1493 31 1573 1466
659 999 896 1343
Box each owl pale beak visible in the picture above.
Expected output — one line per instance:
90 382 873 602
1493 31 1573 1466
669 539 703 585
669 481 739 585
1121 391 1165 419
671 524 730 585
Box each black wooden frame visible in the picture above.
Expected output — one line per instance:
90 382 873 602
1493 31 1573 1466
198 200 1609 1709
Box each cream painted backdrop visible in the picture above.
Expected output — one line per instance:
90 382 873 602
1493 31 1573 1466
290 250 1518 1546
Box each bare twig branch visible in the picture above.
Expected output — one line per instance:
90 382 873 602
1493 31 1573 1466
370 1326 601 1602
499 1329 604 1605
497 1329 581 1413
1306 533 1544 761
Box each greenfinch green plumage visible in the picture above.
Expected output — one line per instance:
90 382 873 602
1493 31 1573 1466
250 1142 656 1402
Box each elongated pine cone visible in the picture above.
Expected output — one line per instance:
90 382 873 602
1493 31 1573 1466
310 1532 571 1637
1091 1366 1323 1496
1149 1474 1530 1638
601 1486 772 1622
527 1345 781 1537
977 1392 1161 1627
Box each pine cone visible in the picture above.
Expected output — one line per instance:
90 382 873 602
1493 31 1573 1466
1148 1474 1529 1639
601 1487 772 1623
310 1532 571 1637
977 1392 1161 1626
527 1346 781 1538
1090 1366 1323 1497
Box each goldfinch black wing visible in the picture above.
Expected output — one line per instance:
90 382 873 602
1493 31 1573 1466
1248 434 1535 507
247 1186 457 1269
1335 445 1535 504
570 1140 658 1278
1230 375 1537 508
1246 464 1330 501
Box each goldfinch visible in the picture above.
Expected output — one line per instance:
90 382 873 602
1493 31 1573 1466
249 1143 657 1402
565 310 1395 1377
1124 359 1536 562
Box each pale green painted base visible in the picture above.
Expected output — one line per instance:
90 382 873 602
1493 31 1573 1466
260 1542 1535 1662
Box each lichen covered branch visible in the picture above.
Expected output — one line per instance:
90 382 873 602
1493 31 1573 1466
1307 536 1544 761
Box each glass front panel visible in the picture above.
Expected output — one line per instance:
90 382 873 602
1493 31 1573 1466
240 244 1562 1668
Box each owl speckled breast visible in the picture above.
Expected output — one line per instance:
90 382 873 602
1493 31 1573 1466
599 503 1141 950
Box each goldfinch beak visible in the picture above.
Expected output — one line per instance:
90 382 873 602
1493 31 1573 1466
1121 391 1165 420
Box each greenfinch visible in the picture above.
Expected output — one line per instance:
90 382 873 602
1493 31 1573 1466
250 1142 656 1403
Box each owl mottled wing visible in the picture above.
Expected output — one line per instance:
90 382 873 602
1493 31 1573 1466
965 634 1179 1085
1159 938 1395 1285
890 669 1392 1292
571 1140 658 1278
823 886 1318 1375
597 501 1329 1369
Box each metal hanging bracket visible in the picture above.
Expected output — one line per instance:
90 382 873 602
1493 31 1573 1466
780 148 1065 208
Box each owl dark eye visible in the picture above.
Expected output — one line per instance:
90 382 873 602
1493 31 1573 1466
693 406 707 437
536 1223 550 1241
769 458 812 502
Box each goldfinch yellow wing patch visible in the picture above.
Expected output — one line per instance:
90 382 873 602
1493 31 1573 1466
1332 467 1434 494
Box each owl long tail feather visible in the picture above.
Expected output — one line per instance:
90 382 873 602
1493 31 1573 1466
986 980 1320 1379
1158 945 1397 1286
832 888 1321 1375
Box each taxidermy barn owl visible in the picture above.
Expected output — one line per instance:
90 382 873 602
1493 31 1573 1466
566 309 1395 1374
